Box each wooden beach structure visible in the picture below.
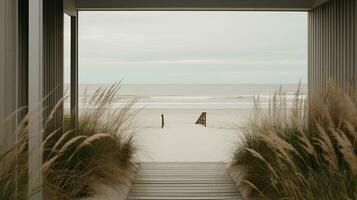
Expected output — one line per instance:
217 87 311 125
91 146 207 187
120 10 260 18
195 112 207 127
1 0 357 199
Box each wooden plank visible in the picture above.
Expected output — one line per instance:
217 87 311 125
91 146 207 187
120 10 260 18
128 163 242 200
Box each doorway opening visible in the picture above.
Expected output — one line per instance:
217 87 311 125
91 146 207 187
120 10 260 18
65 11 308 162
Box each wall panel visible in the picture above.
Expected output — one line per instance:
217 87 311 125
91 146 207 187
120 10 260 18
43 0 64 133
309 0 357 103
0 0 17 121
0 0 28 122
18 0 29 120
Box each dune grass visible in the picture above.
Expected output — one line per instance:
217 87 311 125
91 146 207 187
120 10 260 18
0 111 29 200
232 85 357 200
43 84 138 199
0 84 138 200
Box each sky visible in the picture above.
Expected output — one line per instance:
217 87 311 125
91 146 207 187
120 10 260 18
64 11 307 84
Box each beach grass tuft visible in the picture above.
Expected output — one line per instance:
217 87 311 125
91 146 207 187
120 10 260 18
232 84 357 200
0 83 138 200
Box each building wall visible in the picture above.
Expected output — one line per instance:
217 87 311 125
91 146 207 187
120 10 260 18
0 0 28 123
0 0 63 129
43 0 64 133
309 0 357 103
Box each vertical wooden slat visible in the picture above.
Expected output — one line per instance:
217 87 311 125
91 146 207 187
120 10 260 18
311 9 316 102
307 11 311 101
0 8 21 198
0 0 18 121
28 0 44 198
0 0 4 120
336 0 340 88
346 0 350 84
353 0 357 87
70 14 79 132
326 2 329 85
351 0 354 84
341 0 349 87
324 3 328 92
320 6 323 94
18 0 29 120
333 0 337 85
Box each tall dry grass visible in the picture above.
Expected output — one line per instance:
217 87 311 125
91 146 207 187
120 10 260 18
0 84 138 199
0 110 29 200
232 84 357 200
43 84 138 199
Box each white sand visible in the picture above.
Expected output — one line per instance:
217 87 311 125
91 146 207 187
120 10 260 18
73 84 306 162
133 109 249 162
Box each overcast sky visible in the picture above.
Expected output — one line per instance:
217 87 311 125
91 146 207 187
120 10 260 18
64 11 307 84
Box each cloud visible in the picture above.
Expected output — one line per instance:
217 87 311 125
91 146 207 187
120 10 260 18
70 11 308 84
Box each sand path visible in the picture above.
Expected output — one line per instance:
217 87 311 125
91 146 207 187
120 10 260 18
134 124 241 162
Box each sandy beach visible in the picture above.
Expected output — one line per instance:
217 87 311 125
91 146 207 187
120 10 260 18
134 109 248 162
72 84 306 163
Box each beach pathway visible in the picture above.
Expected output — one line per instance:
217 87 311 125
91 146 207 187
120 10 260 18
127 162 242 200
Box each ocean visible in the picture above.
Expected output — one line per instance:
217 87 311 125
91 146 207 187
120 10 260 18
67 84 307 110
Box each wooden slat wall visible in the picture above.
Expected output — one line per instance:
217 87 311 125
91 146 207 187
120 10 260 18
0 0 17 122
43 0 64 133
309 0 357 103
18 0 29 120
0 0 29 123
0 2 20 180
0 0 4 122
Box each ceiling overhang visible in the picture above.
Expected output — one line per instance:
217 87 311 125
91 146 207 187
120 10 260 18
73 0 330 11
64 0 331 14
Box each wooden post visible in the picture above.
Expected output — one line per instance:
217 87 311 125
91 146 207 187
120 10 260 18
28 0 43 199
161 114 164 129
